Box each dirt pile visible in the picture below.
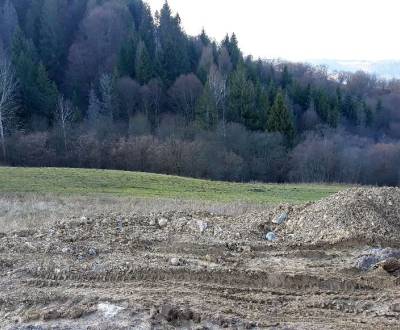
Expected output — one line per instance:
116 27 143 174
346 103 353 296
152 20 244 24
273 187 400 246
1 188 400 329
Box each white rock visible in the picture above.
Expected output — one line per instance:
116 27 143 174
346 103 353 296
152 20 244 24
97 303 124 319
158 218 168 228
196 220 208 233
170 257 181 266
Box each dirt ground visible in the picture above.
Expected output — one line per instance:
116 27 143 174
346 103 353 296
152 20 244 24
1 188 400 329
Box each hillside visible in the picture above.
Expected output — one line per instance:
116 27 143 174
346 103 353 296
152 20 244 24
0 0 399 186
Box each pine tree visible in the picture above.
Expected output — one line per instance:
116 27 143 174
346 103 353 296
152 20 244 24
267 90 294 140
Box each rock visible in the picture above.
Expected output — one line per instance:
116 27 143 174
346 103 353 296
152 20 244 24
355 255 380 271
97 302 124 319
149 218 156 226
80 216 87 221
273 212 288 225
390 303 400 313
265 232 277 241
42 309 61 321
116 219 123 232
88 247 97 257
197 220 208 233
170 257 181 266
61 247 71 254
355 248 400 271
158 218 168 228
377 258 400 273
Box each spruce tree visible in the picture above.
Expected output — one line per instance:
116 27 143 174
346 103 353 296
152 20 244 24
117 34 137 78
267 90 294 140
157 1 190 84
227 64 255 124
135 40 154 84
39 0 64 82
36 62 58 121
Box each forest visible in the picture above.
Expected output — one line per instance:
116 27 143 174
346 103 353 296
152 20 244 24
0 0 399 186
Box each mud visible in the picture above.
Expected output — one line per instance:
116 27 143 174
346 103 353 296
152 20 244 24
1 188 400 329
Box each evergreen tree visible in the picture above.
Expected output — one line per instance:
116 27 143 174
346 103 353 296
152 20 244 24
195 84 218 129
0 0 19 55
342 94 358 124
267 90 294 140
128 0 156 56
327 102 339 128
39 0 65 82
24 0 44 47
157 1 190 84
227 64 255 124
254 83 269 130
135 40 154 84
281 65 292 89
36 62 58 121
199 28 210 46
222 33 242 69
313 89 330 123
364 102 373 127
117 34 137 78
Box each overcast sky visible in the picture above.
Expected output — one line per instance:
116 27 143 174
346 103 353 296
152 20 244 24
147 0 400 62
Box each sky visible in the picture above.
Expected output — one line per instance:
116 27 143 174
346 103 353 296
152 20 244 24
147 0 400 62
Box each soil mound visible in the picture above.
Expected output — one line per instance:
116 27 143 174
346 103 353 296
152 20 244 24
276 187 400 246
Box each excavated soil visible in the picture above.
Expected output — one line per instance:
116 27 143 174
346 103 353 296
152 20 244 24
1 188 400 329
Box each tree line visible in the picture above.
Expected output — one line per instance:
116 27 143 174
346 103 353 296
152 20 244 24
0 0 399 186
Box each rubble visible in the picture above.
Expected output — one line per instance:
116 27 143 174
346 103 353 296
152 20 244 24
1 187 400 329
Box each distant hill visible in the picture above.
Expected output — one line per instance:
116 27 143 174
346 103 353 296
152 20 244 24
309 59 400 79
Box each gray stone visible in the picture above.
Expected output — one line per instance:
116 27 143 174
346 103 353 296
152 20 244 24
88 247 97 257
355 248 400 271
273 212 288 225
355 255 380 271
265 232 277 241
390 303 400 313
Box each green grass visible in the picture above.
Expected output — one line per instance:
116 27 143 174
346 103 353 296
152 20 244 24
0 167 347 204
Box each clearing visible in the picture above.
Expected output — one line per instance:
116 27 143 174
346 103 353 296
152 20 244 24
1 168 399 329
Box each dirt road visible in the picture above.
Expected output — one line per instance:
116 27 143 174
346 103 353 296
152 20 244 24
1 188 400 329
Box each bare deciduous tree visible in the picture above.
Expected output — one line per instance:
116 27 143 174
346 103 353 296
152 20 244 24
56 96 74 152
0 60 18 161
208 65 227 134
168 74 203 124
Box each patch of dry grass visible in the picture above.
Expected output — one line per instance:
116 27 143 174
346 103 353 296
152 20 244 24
0 193 270 233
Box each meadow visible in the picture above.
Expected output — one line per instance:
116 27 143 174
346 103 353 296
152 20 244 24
0 167 346 204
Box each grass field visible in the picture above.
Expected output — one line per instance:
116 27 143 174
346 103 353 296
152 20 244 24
0 167 346 204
